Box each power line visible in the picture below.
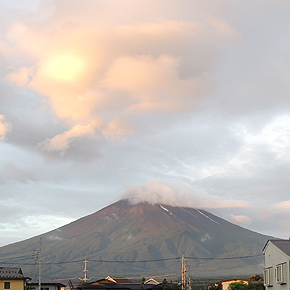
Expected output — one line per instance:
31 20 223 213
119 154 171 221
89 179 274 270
0 253 264 266
184 253 264 260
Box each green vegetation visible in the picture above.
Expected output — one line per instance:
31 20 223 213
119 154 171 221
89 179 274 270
141 277 145 290
228 280 264 290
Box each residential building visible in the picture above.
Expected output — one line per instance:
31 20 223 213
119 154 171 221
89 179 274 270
26 281 65 290
0 267 30 290
218 279 249 290
263 239 290 290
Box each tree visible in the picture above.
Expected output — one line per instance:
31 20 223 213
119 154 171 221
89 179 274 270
249 275 262 282
228 281 248 290
141 277 145 290
162 278 168 289
208 283 222 290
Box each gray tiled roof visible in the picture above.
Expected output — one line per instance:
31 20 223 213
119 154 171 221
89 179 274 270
0 267 26 279
269 239 290 256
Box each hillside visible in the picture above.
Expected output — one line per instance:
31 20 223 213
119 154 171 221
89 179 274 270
0 200 271 280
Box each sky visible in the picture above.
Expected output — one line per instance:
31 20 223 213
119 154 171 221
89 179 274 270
1 0 290 247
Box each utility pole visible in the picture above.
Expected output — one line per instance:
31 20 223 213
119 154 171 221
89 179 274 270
182 255 186 290
83 257 88 283
38 237 42 290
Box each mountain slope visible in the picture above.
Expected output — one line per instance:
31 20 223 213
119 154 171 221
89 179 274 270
0 200 271 279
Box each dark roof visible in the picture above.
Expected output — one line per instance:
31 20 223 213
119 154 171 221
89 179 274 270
78 284 130 290
55 279 74 287
113 278 134 284
79 282 154 290
97 277 134 284
110 283 152 290
263 239 290 256
148 283 177 290
28 281 65 286
0 267 29 280
78 285 111 290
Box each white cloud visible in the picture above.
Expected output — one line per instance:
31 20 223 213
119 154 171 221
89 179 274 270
121 179 250 209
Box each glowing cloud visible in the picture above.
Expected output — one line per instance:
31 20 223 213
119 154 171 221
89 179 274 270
4 13 235 154
38 124 96 155
0 115 12 141
230 214 252 227
41 55 86 81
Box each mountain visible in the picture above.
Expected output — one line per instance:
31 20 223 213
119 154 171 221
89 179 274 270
0 200 271 280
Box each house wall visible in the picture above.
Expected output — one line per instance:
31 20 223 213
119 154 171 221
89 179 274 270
29 285 61 290
264 242 290 290
0 280 25 290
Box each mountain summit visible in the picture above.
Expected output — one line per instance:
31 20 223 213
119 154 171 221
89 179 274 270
0 200 270 279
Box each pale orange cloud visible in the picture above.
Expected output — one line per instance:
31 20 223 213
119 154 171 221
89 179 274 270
0 115 12 141
4 14 235 153
102 55 206 113
38 124 96 155
274 201 290 210
230 214 252 226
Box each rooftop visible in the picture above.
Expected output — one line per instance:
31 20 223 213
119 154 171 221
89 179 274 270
263 239 290 256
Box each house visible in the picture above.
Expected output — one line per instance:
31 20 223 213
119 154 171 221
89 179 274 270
97 277 134 284
263 239 290 290
78 277 164 290
57 279 75 290
218 279 249 290
26 281 65 290
0 267 30 290
144 279 159 285
77 282 130 290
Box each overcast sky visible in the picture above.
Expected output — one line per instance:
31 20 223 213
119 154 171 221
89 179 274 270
1 0 290 247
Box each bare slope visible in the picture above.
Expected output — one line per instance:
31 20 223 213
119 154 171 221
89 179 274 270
0 200 271 279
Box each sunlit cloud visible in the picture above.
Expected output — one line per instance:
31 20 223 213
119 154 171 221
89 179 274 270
230 214 252 227
37 124 96 155
274 200 290 210
0 115 12 141
4 15 235 154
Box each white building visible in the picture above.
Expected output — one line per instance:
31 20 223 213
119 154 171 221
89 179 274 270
263 239 290 290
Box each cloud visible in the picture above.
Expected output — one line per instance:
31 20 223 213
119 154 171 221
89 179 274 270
230 214 252 227
3 11 235 154
121 179 250 209
102 54 207 113
0 115 12 140
274 201 290 211
37 124 97 155
47 234 64 241
2 162 36 183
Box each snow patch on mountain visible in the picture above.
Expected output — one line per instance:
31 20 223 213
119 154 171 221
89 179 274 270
196 209 220 225
160 205 172 215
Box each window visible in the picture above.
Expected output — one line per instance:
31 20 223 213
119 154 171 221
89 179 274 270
276 263 286 284
264 267 273 286
4 282 10 289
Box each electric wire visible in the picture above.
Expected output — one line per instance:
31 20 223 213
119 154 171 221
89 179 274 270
0 253 264 265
